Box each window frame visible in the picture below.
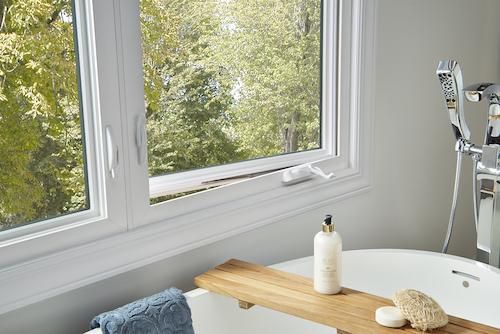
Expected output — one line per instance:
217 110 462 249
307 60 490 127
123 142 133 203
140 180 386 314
0 0 131 262
0 0 376 315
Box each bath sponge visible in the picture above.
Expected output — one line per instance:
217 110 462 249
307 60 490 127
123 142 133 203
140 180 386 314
392 289 448 331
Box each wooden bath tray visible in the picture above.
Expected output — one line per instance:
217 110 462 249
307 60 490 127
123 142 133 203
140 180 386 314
194 259 500 334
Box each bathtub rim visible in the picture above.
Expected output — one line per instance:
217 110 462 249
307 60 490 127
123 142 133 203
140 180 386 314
269 248 500 274
188 248 500 298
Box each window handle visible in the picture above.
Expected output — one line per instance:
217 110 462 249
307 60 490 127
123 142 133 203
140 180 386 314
281 164 335 184
105 125 120 178
136 115 147 165
308 165 334 179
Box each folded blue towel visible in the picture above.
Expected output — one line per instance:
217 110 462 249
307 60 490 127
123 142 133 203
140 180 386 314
90 287 195 334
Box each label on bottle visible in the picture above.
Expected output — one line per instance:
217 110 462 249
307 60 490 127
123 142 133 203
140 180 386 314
319 252 337 282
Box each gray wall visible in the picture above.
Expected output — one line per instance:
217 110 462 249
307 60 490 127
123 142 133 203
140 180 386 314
2 1 500 333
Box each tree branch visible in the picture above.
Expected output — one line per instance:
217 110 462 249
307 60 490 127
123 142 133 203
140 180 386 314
1 5 7 32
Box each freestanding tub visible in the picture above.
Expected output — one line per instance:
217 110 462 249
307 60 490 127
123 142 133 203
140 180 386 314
86 249 500 333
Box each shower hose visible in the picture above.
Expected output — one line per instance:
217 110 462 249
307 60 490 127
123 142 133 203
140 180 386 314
442 151 479 253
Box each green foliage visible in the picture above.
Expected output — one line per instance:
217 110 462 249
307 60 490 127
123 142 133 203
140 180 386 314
0 0 322 227
142 0 249 177
200 0 322 157
144 0 321 178
0 0 84 228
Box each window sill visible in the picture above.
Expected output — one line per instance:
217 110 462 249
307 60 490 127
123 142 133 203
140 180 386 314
0 159 371 314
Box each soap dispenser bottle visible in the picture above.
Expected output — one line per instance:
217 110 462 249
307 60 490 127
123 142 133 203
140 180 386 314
314 214 342 294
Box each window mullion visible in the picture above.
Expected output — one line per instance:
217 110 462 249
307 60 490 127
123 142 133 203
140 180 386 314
115 0 152 228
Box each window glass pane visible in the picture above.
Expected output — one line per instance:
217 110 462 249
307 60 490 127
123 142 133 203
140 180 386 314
140 0 322 179
0 0 87 229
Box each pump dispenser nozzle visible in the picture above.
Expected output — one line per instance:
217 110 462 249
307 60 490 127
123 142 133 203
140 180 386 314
322 214 333 233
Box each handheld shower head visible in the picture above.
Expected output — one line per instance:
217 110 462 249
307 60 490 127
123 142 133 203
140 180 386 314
437 60 471 141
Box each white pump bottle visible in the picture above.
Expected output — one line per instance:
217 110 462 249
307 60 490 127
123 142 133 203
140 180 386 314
314 214 342 294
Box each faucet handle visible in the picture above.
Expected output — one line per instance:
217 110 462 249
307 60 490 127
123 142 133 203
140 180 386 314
464 83 500 145
463 83 500 102
437 60 471 141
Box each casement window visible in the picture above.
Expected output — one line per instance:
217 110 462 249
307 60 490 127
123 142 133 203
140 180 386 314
0 0 376 314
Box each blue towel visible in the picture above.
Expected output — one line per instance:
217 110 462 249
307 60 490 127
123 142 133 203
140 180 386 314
90 287 195 334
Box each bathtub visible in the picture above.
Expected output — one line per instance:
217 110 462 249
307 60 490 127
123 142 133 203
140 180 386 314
86 249 500 333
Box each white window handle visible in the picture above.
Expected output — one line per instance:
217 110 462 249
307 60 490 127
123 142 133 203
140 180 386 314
308 165 334 179
281 164 335 184
105 125 120 178
136 115 147 165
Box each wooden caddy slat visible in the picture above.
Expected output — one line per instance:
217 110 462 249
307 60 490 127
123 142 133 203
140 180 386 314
194 259 500 334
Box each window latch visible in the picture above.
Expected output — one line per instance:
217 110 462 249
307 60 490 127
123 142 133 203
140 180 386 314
105 125 120 178
281 164 335 184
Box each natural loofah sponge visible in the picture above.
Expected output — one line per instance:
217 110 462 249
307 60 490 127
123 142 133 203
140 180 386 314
392 289 448 331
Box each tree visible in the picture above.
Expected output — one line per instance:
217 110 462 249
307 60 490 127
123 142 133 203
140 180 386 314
197 0 321 157
0 0 322 227
142 0 248 178
143 0 321 177
0 0 83 227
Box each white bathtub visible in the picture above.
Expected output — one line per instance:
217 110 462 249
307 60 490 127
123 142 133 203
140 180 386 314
86 249 500 333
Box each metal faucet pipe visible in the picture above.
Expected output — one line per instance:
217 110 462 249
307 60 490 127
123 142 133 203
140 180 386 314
438 60 500 266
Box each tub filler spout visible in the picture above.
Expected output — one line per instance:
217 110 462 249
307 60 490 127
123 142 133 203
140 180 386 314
464 82 500 267
437 60 500 268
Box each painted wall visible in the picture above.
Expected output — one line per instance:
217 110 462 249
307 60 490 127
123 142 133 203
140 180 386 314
2 1 500 333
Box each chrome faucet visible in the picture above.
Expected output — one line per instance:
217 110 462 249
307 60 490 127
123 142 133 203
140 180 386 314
463 83 500 267
437 60 500 267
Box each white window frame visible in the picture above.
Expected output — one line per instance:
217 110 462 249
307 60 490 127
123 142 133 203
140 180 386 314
0 0 376 315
